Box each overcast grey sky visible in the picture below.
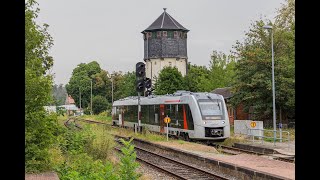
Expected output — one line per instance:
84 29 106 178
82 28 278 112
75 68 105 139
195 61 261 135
36 0 284 85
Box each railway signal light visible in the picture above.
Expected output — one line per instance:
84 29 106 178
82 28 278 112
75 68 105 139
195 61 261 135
136 62 145 78
136 79 145 92
145 89 152 96
145 77 152 89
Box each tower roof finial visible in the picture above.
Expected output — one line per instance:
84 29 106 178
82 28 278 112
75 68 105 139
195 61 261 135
163 8 167 12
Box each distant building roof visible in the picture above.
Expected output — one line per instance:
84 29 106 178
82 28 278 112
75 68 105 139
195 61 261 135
142 8 189 33
211 87 233 99
65 95 75 104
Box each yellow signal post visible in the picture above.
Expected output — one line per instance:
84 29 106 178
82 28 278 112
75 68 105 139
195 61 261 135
164 116 171 141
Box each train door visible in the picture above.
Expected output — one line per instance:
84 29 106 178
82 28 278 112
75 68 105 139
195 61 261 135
160 104 165 133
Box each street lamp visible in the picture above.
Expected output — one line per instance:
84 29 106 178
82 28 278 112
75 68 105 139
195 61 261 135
91 79 93 115
263 25 277 145
108 74 114 104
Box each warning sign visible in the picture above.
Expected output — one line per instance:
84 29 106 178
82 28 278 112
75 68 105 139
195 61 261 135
164 117 171 124
250 121 256 128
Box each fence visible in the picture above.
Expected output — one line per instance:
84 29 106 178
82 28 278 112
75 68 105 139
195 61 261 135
234 120 291 150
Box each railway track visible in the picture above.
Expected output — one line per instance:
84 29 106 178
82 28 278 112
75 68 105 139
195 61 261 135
115 139 228 180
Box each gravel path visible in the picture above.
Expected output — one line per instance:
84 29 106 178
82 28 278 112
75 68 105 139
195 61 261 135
25 172 59 180
137 163 177 180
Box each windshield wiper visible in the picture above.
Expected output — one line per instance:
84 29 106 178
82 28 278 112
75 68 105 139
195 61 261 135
207 95 220 110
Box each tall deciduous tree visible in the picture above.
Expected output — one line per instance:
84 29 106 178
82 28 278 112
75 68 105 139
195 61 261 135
25 0 60 172
116 71 136 99
52 84 67 106
66 61 112 109
230 0 295 123
154 67 185 95
185 64 211 92
209 50 236 90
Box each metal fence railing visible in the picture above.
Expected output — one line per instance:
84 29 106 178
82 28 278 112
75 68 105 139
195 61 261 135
247 128 291 150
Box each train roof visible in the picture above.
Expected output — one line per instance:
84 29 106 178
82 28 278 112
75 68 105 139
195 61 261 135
112 91 224 106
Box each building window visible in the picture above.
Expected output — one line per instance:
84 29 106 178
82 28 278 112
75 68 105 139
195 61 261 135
154 61 157 65
168 31 173 38
152 32 157 38
157 31 161 37
147 32 152 38
184 33 187 38
169 62 172 67
162 31 167 37
143 34 146 40
174 31 178 38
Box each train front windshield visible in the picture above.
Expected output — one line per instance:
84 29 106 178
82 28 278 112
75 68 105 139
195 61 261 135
198 100 224 120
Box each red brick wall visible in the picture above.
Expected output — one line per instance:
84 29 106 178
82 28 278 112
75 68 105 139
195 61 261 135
235 103 249 120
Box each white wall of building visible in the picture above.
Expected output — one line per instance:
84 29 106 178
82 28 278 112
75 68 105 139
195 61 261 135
146 58 187 81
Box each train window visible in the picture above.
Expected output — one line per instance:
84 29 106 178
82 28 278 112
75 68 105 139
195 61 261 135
141 105 149 124
198 99 224 119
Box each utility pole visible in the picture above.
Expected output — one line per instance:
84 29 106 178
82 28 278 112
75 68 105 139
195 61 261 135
263 25 277 146
91 80 93 115
111 77 114 104
79 87 81 115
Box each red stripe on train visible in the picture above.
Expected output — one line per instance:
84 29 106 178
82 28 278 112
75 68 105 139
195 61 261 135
183 105 188 130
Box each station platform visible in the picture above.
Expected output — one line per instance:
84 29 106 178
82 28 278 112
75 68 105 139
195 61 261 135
154 139 295 179
234 140 295 157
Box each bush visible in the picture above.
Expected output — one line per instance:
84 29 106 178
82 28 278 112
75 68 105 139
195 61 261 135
85 126 115 160
92 95 110 114
56 151 118 180
118 138 141 180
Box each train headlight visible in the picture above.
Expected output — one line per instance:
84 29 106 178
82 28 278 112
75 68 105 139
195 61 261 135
222 121 225 124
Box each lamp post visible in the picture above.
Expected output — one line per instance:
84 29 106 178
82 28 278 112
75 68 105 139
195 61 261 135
263 25 277 146
91 79 93 115
79 87 81 116
111 77 114 104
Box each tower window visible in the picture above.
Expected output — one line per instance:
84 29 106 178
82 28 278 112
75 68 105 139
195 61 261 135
147 32 152 38
143 34 146 40
162 31 167 37
169 62 172 67
154 61 157 65
174 31 178 38
168 31 173 38
152 32 157 38
157 31 161 37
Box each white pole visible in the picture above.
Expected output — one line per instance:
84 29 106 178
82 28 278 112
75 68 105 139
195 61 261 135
111 78 114 104
91 80 92 115
167 122 169 141
79 87 81 116
271 29 277 146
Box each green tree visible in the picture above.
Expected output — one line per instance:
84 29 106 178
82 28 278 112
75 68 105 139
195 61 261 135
92 95 110 114
116 71 136 99
25 0 60 172
185 64 212 92
66 61 112 109
209 50 236 90
154 66 185 95
230 0 295 123
52 84 67 106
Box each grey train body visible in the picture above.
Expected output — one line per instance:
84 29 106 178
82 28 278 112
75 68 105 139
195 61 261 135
112 91 230 141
